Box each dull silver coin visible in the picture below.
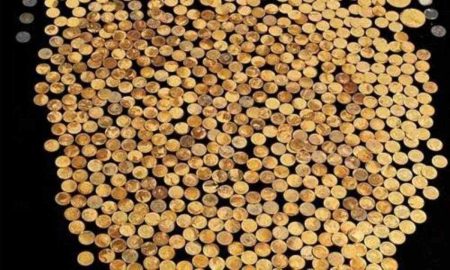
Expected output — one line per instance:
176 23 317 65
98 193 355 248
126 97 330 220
418 0 433 6
22 0 37 7
424 9 439 20
16 31 31 43
19 13 35 24
431 25 447 38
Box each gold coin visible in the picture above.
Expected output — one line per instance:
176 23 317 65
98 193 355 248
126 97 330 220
423 186 440 200
44 139 60 152
387 0 411 8
427 138 443 151
77 251 94 266
432 155 448 168
400 9 426 28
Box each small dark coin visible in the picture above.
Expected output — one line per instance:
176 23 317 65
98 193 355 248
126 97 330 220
431 25 447 38
22 0 38 7
19 12 35 24
16 31 31 43
418 0 433 6
424 9 439 20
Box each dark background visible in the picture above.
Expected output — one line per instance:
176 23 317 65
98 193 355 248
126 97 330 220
1 1 450 269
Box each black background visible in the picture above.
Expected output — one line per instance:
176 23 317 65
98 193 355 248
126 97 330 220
1 1 450 269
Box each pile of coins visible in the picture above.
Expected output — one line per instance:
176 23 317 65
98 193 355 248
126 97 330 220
33 0 448 269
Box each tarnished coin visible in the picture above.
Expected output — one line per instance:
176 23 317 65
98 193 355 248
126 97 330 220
19 12 35 24
431 25 447 38
418 0 433 6
16 31 31 43
424 9 439 20
22 0 37 7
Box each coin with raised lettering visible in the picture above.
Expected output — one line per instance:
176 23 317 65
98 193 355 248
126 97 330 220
418 0 433 6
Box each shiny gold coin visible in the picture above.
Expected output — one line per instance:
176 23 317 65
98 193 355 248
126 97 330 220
387 0 411 8
400 9 426 28
423 186 440 200
44 139 60 152
77 251 94 266
427 138 443 151
432 155 448 168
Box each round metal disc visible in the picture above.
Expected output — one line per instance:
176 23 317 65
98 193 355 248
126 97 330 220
19 13 35 24
431 25 447 38
424 9 439 20
22 0 37 7
418 0 433 6
16 31 31 43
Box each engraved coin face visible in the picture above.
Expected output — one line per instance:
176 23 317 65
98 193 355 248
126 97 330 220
431 25 447 38
22 0 37 7
424 8 439 20
15 31 31 43
418 0 433 6
19 12 35 24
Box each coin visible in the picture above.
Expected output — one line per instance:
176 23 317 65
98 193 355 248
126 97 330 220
431 25 447 38
387 0 411 8
77 251 95 266
22 0 37 7
15 31 31 43
423 186 440 200
418 0 433 6
19 12 35 24
400 9 426 28
424 9 439 20
427 138 443 151
44 139 60 152
432 155 448 168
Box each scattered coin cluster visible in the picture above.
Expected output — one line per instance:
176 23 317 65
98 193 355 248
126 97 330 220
417 0 447 38
16 0 39 43
34 0 448 269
